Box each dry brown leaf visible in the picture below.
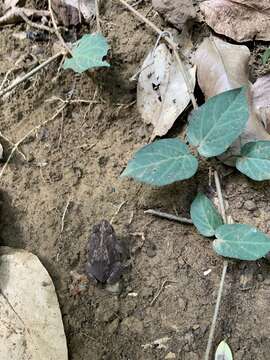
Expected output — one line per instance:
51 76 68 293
137 43 196 140
51 0 95 26
200 0 270 42
194 36 250 99
152 0 196 31
252 74 270 133
194 36 270 165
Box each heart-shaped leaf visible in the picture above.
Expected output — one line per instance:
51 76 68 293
215 340 233 360
214 224 270 260
187 87 249 157
63 33 110 73
236 141 270 181
121 139 198 186
190 192 223 237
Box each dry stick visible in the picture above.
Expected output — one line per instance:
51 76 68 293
0 132 26 160
144 209 193 225
48 0 72 55
19 10 54 33
110 200 127 224
204 171 228 360
95 0 101 33
61 198 71 232
118 0 198 109
150 279 176 306
0 52 63 98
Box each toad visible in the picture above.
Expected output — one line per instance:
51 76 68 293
86 220 124 284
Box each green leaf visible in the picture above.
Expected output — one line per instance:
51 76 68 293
121 139 198 186
214 224 270 260
63 34 110 73
187 87 249 157
236 141 270 181
261 48 270 65
215 340 233 360
190 193 223 237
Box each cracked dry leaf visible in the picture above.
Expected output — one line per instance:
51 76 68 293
200 0 270 42
194 36 270 166
137 43 196 140
0 247 68 360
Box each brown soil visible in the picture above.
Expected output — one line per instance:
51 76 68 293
1 1 270 359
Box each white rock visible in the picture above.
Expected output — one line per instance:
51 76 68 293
0 247 68 360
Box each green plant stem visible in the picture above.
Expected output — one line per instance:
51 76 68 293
214 171 227 223
204 171 228 360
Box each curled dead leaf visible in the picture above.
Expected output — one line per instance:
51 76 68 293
201 0 270 42
194 36 250 99
137 43 196 140
194 36 270 165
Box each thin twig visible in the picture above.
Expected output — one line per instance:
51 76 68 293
61 198 71 232
0 132 26 160
204 171 229 360
0 52 63 98
150 280 177 306
95 0 101 32
118 0 197 109
48 0 72 55
204 261 228 360
19 9 54 33
144 209 193 224
110 201 127 224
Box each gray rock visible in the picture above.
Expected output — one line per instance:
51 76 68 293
95 297 119 323
244 200 257 211
152 0 196 31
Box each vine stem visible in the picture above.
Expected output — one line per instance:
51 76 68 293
117 0 198 110
204 171 229 360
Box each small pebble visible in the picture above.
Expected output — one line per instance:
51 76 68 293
244 200 257 211
165 352 176 359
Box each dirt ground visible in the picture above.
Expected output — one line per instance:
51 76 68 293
1 1 270 359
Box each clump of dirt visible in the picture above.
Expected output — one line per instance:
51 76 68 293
1 1 270 359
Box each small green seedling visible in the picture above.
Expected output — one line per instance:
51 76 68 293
215 340 233 360
63 33 110 73
121 86 270 260
191 193 270 260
